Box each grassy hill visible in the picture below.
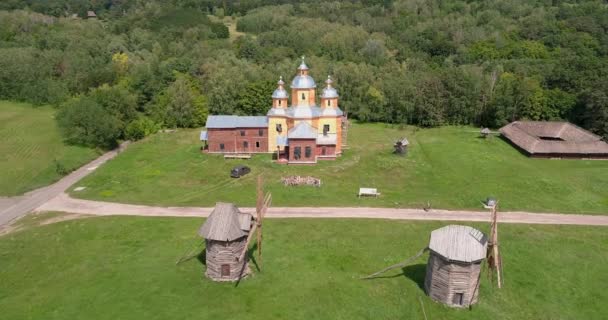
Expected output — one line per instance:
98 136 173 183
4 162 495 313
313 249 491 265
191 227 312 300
70 123 608 214
0 101 99 196
0 215 606 319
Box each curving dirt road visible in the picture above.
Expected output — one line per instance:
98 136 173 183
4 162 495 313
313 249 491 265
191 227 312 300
0 143 128 227
36 192 608 226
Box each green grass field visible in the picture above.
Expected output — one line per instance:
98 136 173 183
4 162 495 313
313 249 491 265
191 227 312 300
0 101 99 196
0 215 606 319
70 123 608 214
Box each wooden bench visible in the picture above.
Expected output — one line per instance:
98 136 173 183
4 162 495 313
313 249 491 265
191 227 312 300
224 154 251 159
358 188 380 198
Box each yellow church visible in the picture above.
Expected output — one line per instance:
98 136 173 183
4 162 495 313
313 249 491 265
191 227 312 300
201 57 345 164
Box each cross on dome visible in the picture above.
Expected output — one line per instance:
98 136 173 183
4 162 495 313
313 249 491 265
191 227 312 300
298 56 309 71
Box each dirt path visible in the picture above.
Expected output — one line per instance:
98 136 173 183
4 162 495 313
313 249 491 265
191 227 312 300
0 143 128 227
36 193 608 226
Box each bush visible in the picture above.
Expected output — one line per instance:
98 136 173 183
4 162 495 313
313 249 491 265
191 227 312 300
53 159 68 176
56 96 122 149
125 118 160 141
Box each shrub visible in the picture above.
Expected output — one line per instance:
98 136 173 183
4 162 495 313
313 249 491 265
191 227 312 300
125 117 160 141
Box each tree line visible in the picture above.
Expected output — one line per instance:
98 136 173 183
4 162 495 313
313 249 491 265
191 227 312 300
0 0 607 149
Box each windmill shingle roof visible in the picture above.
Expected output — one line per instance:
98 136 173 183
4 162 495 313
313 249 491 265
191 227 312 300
198 203 252 241
428 225 488 263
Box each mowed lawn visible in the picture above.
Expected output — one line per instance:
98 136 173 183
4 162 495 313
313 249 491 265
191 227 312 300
0 101 99 196
70 123 608 214
0 215 606 319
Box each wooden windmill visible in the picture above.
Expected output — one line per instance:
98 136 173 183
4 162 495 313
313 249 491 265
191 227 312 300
237 175 272 271
176 175 271 283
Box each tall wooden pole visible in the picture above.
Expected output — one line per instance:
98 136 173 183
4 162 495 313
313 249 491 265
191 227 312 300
256 175 263 268
490 204 502 288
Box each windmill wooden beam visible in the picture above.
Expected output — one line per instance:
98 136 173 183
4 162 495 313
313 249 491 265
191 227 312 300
237 175 272 267
487 202 502 288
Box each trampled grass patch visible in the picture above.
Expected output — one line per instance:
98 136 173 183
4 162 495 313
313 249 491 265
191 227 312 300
71 123 608 214
0 101 99 196
0 216 605 319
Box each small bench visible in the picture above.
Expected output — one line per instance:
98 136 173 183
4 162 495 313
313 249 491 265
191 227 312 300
358 188 380 198
224 154 252 159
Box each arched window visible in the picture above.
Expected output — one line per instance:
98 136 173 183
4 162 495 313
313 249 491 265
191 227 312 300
327 100 331 107
278 100 281 106
301 93 305 101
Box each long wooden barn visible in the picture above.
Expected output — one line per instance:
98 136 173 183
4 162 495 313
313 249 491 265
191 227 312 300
198 202 254 281
499 121 608 159
425 225 488 307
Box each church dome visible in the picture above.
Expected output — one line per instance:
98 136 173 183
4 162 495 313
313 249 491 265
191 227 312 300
272 88 289 99
291 75 316 89
291 56 316 89
320 75 338 98
272 76 289 99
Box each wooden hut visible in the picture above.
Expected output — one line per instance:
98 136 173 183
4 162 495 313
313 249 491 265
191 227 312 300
198 202 254 281
425 225 488 307
393 138 409 156
480 128 491 138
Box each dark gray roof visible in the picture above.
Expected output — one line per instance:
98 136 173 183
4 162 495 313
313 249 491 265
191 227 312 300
198 202 252 241
288 122 317 139
206 115 268 128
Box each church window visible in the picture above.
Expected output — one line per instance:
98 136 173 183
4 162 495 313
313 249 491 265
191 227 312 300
256 141 260 148
323 124 330 136
243 141 248 148
240 130 245 136
258 129 264 136
276 124 282 132
327 100 331 107
301 93 305 101
305 146 312 158
278 100 282 106
294 147 301 160
219 143 225 151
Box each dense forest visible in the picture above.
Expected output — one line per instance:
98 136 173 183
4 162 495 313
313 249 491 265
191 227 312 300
1 0 607 148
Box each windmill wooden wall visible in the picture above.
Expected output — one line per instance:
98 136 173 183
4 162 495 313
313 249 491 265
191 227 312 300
424 225 487 307
205 238 250 281
424 253 482 307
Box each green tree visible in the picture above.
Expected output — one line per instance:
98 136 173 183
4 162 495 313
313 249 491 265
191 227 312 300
154 73 208 128
237 81 274 115
57 96 122 149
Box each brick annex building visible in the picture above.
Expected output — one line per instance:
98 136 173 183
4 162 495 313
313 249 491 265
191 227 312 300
200 58 345 164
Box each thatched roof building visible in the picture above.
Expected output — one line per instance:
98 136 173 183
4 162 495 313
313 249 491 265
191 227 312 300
500 121 608 159
425 225 488 307
199 202 254 281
